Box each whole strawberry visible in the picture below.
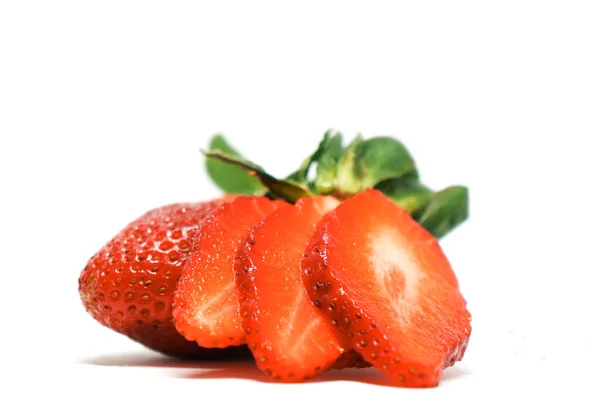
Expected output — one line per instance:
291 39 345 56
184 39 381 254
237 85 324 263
78 199 249 359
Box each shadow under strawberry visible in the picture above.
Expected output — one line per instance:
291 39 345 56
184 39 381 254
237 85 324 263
80 350 470 387
182 363 471 387
179 362 397 387
79 347 253 367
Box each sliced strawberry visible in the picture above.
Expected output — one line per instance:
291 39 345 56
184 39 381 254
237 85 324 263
301 189 471 388
173 196 290 348
236 196 349 381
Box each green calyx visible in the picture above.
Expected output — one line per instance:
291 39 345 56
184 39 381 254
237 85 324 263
202 130 468 239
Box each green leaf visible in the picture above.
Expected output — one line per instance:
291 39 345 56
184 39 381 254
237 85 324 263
287 129 338 185
205 135 265 195
354 137 416 190
418 186 469 239
203 150 313 203
331 134 363 195
376 173 432 216
317 135 417 197
314 132 345 194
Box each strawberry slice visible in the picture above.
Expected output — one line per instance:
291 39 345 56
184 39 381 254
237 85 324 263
301 189 471 388
173 196 290 348
236 196 349 381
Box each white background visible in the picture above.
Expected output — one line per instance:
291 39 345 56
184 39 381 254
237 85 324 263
1 1 599 397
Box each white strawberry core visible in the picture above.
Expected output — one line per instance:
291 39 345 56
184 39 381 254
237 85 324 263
370 228 423 318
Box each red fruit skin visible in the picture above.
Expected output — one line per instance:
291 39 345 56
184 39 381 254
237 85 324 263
301 189 471 388
78 199 250 359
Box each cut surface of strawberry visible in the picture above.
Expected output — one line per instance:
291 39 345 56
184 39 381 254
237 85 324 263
173 196 290 348
235 196 347 381
301 189 471 388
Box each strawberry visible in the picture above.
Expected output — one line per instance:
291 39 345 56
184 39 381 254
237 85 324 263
235 196 353 381
78 198 250 359
301 189 471 388
79 130 471 384
173 196 290 348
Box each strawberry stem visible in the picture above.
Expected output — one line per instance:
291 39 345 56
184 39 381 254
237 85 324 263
202 131 470 238
202 150 313 203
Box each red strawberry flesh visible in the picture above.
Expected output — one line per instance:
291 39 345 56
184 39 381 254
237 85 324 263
236 196 348 381
173 196 290 348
